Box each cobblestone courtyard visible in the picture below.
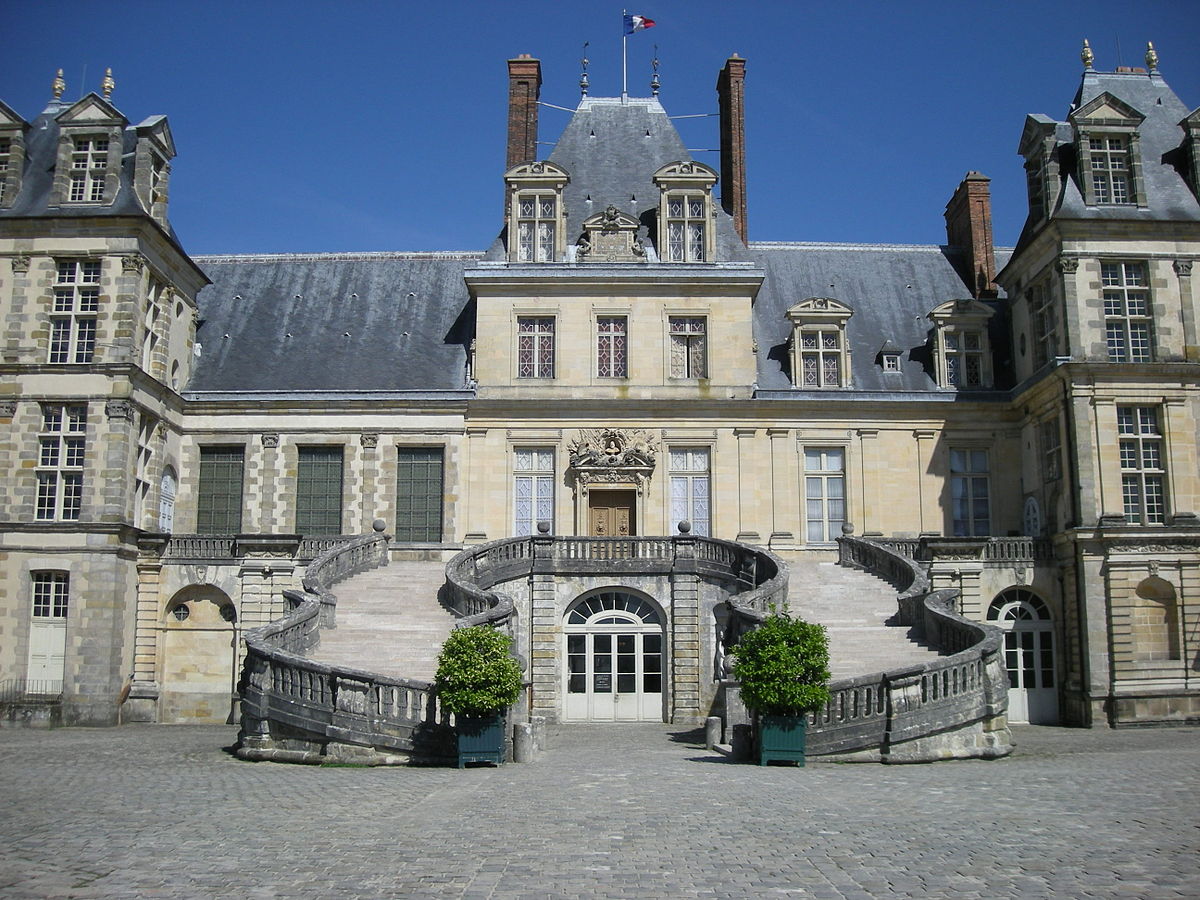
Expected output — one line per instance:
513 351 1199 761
0 723 1196 898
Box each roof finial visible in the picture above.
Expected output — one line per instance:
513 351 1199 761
579 41 589 97
1145 41 1158 72
1081 38 1094 71
52 68 66 100
101 67 115 100
650 45 660 97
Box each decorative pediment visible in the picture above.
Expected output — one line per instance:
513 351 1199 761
504 160 569 186
577 206 645 263
56 93 126 127
1070 92 1144 127
136 115 176 159
928 298 995 325
652 160 717 189
785 297 853 325
568 428 659 490
0 100 27 130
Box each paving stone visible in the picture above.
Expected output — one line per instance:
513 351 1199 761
0 723 1196 898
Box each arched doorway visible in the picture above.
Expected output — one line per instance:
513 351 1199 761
987 588 1058 724
563 590 664 722
160 585 238 723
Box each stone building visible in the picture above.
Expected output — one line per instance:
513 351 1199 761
1 45 1197 730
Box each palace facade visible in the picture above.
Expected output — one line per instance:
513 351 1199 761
1 46 1198 729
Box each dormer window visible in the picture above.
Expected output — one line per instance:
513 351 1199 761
928 299 995 390
69 137 109 202
0 138 11 203
653 162 717 264
786 298 853 388
1070 92 1146 208
504 161 569 263
881 352 901 372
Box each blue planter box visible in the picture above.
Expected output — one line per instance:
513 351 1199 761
456 714 505 767
758 715 808 766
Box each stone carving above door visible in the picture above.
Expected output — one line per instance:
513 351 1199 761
568 428 658 494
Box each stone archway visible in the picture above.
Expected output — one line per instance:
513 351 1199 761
159 585 238 723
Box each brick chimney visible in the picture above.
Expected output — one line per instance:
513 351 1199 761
506 55 542 170
716 55 748 244
944 172 997 298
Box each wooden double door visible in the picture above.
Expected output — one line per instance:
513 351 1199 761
589 490 636 537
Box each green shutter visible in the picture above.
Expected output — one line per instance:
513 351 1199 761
197 447 244 534
396 448 444 542
296 447 344 535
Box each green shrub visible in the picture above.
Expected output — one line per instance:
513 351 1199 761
732 609 831 717
434 626 524 717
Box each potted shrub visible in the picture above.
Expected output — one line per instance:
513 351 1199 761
731 609 831 766
434 625 524 767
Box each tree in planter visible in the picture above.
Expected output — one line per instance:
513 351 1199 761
731 609 831 765
434 626 524 767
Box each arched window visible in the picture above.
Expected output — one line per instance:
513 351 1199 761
987 588 1057 725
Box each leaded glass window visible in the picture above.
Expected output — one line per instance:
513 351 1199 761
669 317 707 379
197 446 244 534
799 328 844 387
597 317 627 378
396 447 444 542
296 446 344 535
517 317 555 378
516 194 557 262
669 447 710 536
514 447 554 535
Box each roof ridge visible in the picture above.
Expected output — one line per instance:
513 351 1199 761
749 241 1016 252
194 251 485 263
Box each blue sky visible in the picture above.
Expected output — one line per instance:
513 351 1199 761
2 1 1197 254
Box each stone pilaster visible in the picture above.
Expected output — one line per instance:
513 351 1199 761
529 532 558 719
670 534 702 723
913 430 937 534
857 429 880 535
464 428 489 544
734 428 761 543
767 428 795 549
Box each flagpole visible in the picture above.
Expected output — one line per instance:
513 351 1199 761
621 9 628 100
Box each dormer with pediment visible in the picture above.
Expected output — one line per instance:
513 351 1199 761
0 100 29 210
1069 92 1148 208
1181 106 1200 203
928 299 996 390
133 115 176 225
505 160 569 263
1018 114 1063 229
51 94 128 207
653 161 718 263
785 298 853 388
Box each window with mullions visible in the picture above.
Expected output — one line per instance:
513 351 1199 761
514 448 554 536
296 446 344 535
1090 136 1132 204
0 138 11 203
798 328 845 387
1102 262 1152 362
804 447 845 543
36 404 86 521
68 137 108 202
516 194 557 262
944 331 984 388
50 260 100 364
596 316 627 378
951 449 990 536
517 317 555 378
32 572 70 619
1039 418 1061 483
669 447 710 536
1118 406 1166 525
665 194 706 262
1028 278 1057 368
197 447 244 534
669 317 707 379
396 447 444 542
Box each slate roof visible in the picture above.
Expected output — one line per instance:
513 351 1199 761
486 96 747 262
749 243 1012 392
0 97 188 248
1041 70 1199 227
189 253 479 394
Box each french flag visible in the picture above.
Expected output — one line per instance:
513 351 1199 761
623 14 656 34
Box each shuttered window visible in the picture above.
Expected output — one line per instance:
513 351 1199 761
396 447 444 542
296 447 344 535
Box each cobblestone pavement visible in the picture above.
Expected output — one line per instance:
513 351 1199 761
0 723 1196 898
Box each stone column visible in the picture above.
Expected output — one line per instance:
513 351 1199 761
767 428 795 549
734 428 761 543
670 533 702 724
529 532 558 720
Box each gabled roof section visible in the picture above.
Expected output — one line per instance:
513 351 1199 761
1069 91 1144 126
55 92 126 127
0 99 27 129
488 95 748 262
136 115 176 159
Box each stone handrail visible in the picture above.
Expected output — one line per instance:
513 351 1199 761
445 534 786 631
237 532 454 764
141 533 355 563
864 536 1053 564
726 535 1010 763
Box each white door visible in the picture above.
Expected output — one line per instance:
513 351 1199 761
27 621 66 694
988 589 1058 725
563 592 664 722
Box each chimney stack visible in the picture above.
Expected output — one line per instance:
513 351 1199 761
944 172 997 298
506 55 542 170
716 55 748 244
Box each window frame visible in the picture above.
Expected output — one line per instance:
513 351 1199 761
596 315 628 379
517 316 556 379
1118 406 1167 525
67 135 110 203
513 447 555 536
395 446 445 543
950 448 991 537
803 446 847 544
668 446 711 536
50 259 101 364
36 403 86 521
1027 276 1058 369
668 316 708 380
653 161 718 264
928 299 995 390
504 161 569 264
196 446 245 534
1101 261 1153 363
31 571 70 620
295 445 345 536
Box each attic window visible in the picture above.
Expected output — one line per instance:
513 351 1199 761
928 299 995 390
504 160 569 264
68 137 109 202
785 297 853 389
653 162 717 264
881 353 901 372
